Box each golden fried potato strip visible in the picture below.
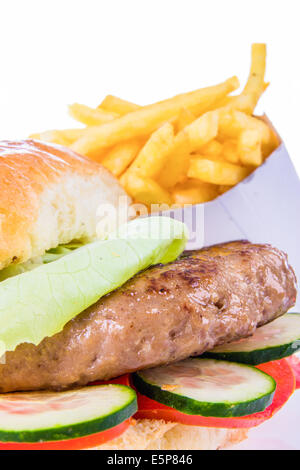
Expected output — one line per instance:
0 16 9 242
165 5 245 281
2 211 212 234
71 77 239 156
188 158 251 185
99 95 141 115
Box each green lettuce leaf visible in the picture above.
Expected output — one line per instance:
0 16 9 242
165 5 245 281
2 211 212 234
0 243 83 282
0 216 188 355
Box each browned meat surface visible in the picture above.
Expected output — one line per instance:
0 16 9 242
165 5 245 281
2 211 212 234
0 241 297 392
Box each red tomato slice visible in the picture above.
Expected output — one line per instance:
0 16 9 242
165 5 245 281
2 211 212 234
286 356 300 389
134 359 295 429
90 373 131 387
0 374 132 450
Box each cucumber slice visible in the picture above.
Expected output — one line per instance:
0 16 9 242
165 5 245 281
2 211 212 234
133 358 275 417
0 384 137 443
204 313 300 365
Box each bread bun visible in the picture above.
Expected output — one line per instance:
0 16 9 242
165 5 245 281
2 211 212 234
0 140 130 270
95 419 248 450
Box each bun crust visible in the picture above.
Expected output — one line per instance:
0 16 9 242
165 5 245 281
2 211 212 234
0 140 130 269
95 419 248 450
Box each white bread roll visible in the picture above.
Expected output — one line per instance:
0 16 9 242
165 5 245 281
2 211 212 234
0 140 130 270
95 419 248 450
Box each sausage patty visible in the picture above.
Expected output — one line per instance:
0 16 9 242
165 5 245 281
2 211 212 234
0 241 297 392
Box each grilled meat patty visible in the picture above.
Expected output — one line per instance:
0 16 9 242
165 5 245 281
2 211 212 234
0 241 297 392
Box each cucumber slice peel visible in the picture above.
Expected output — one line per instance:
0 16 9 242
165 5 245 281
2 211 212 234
133 358 276 417
204 313 300 365
0 384 137 443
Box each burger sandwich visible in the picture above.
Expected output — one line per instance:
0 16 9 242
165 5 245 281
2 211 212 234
0 140 298 450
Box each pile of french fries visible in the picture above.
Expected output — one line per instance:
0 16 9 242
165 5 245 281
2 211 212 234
31 44 279 208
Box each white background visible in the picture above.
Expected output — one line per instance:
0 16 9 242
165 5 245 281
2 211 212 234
0 0 300 450
0 0 299 175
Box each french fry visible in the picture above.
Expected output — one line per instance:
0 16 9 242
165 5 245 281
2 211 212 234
57 128 88 143
218 185 232 194
99 95 140 115
225 44 267 114
192 152 223 162
197 139 223 158
69 103 119 126
222 81 270 106
241 147 262 167
101 140 142 176
172 179 219 205
195 136 240 165
85 147 111 163
30 129 87 146
121 171 172 205
222 140 240 164
71 77 239 156
188 158 250 185
156 136 190 188
126 122 174 179
240 43 268 111
30 130 70 146
186 111 219 148
220 110 279 157
158 111 219 188
238 129 263 166
175 108 196 133
219 110 272 145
